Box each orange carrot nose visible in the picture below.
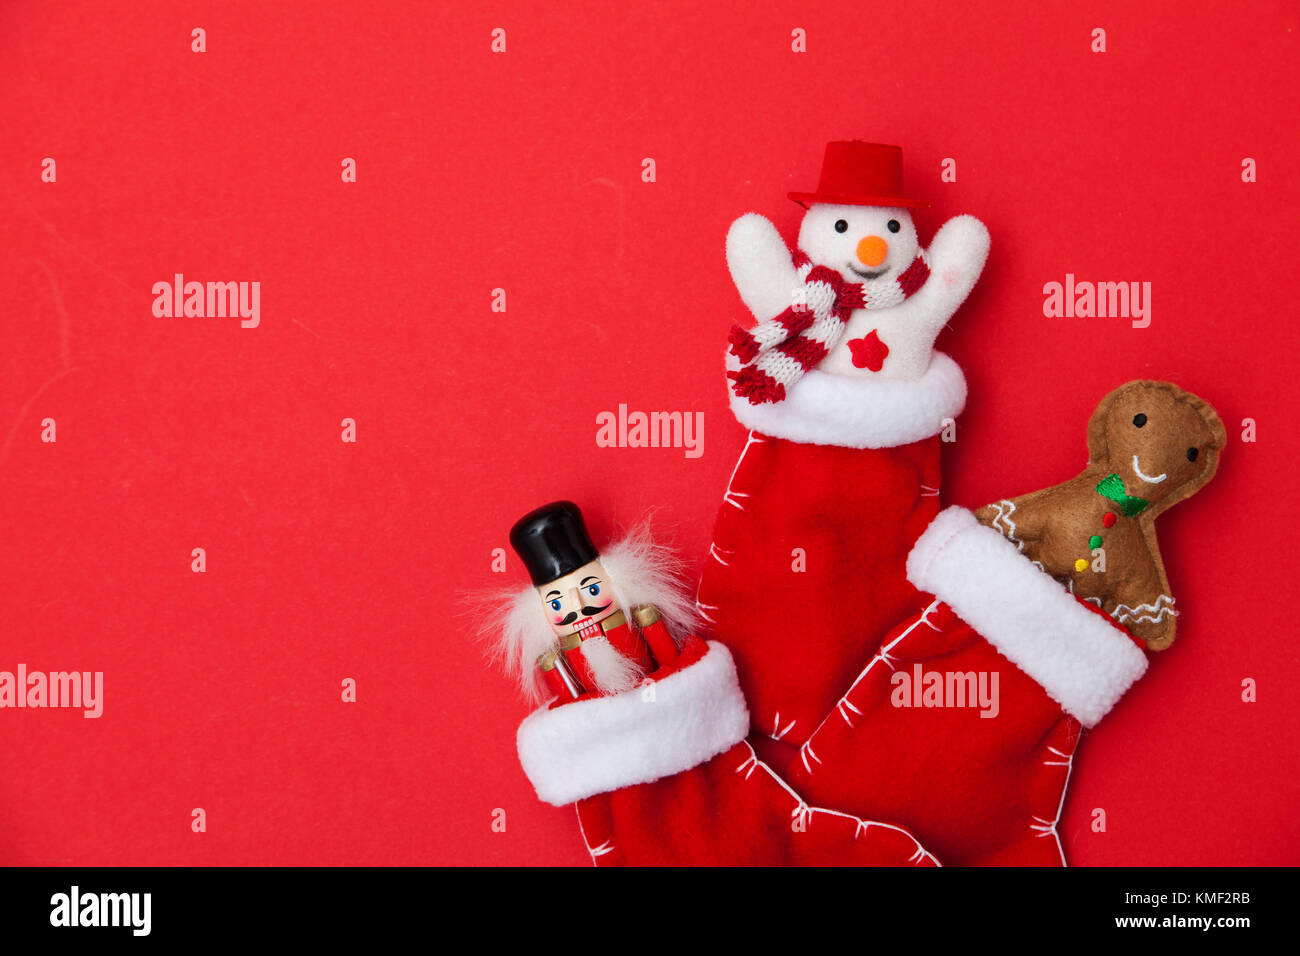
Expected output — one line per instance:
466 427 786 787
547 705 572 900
856 236 888 267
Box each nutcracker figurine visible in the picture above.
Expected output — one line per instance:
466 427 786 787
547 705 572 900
500 501 687 703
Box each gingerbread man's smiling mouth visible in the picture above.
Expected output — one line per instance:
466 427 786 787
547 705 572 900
1131 454 1168 484
846 262 890 280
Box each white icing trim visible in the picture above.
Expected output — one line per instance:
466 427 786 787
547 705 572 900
987 499 1024 552
1113 595 1177 626
516 641 750 806
906 507 1148 728
727 351 966 449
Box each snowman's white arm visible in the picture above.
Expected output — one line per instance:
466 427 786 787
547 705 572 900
725 212 802 323
896 214 990 332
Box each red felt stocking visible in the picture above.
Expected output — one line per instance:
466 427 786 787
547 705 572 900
697 355 966 747
786 507 1150 866
517 636 938 866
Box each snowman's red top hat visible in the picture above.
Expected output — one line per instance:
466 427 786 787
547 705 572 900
788 141 931 209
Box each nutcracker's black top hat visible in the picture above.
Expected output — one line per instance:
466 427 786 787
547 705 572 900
510 500 601 586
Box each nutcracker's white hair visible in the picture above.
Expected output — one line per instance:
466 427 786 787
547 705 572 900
492 587 561 704
601 519 699 644
483 518 698 705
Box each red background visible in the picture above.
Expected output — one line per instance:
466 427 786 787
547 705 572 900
1 0 1296 865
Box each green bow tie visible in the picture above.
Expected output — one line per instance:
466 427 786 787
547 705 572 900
1096 473 1149 517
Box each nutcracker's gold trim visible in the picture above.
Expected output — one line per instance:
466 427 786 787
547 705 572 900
601 609 627 632
558 633 583 651
632 604 661 627
536 649 558 671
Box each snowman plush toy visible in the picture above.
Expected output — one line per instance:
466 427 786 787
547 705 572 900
700 141 990 752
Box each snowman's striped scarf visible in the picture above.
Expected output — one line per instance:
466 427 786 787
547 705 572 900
727 249 930 404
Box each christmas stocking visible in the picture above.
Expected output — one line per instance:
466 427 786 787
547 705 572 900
786 507 1150 866
696 356 966 748
707 140 989 749
517 636 938 866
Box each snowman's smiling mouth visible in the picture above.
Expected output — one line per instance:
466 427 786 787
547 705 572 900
846 262 890 280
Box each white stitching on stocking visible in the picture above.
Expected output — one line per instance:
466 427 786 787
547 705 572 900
722 430 765 511
694 598 719 626
1032 739 1076 866
837 698 862 728
770 712 796 741
801 597 945 756
736 741 940 866
798 740 822 774
574 806 608 867
1043 746 1071 768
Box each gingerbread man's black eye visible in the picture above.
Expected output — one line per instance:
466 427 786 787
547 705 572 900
1132 414 1147 427
834 219 848 233
887 219 901 233
1187 447 1199 462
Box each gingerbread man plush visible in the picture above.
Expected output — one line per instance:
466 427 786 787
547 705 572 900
976 380 1225 650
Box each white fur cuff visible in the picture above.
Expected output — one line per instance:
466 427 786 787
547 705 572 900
906 507 1148 727
727 351 966 448
516 641 750 806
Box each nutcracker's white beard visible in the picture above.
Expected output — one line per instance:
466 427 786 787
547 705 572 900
577 634 642 696
485 520 699 704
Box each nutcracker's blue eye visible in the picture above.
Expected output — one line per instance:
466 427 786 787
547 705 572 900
550 600 561 611
587 584 600 596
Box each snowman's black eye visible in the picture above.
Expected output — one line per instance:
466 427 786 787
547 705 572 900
887 219 901 233
1187 447 1199 462
834 219 848 233
1133 414 1147 427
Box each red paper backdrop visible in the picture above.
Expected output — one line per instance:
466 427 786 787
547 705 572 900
1 0 1296 866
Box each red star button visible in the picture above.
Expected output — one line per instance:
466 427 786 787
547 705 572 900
1102 512 1117 528
847 329 890 372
